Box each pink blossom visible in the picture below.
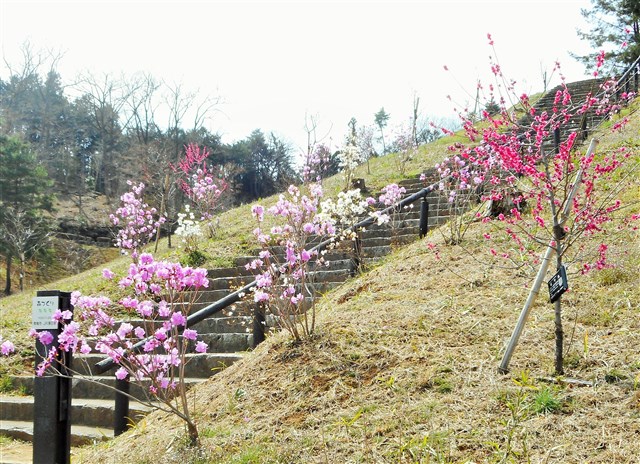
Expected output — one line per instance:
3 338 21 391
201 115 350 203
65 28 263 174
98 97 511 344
80 342 92 354
254 290 269 303
195 341 208 353
300 249 312 262
102 269 115 280
183 329 198 340
38 331 54 345
252 205 265 221
1 340 15 356
170 312 187 327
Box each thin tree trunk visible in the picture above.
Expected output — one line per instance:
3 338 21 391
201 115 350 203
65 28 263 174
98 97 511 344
4 254 12 295
154 173 170 253
554 233 564 375
19 253 25 292
554 295 564 375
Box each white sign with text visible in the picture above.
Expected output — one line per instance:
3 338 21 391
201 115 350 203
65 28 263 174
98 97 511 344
32 296 59 330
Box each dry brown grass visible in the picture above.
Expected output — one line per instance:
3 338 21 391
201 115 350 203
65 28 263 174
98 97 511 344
72 209 640 463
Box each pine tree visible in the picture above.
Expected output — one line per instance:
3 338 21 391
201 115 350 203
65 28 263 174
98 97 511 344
576 0 640 72
0 135 53 294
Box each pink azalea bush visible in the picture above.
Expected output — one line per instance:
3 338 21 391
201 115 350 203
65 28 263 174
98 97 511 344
36 183 213 444
32 253 210 443
248 184 336 341
303 143 334 184
371 183 409 238
109 181 166 259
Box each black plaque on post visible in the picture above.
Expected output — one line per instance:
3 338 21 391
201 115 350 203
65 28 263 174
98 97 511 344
548 266 568 303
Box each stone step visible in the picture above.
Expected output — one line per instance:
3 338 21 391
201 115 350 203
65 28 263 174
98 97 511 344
106 315 253 335
0 419 112 447
0 395 153 429
207 265 255 279
70 352 242 378
194 332 252 353
207 267 352 290
360 234 417 248
234 250 354 267
10 374 207 402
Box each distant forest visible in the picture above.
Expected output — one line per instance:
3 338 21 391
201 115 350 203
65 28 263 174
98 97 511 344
0 47 337 214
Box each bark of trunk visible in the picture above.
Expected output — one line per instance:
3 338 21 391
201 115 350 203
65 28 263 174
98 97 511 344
4 254 12 295
554 296 564 375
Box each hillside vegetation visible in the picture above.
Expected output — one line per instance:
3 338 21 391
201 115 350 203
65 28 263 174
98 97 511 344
1 103 640 463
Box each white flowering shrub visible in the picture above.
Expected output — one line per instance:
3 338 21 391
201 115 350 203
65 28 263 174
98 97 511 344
338 142 364 190
174 205 205 265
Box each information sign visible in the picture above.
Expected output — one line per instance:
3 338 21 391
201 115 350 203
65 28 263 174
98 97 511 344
548 266 568 303
32 296 59 329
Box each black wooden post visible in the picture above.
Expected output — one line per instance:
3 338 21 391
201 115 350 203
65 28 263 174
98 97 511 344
553 127 561 154
32 290 73 464
625 73 630 94
114 378 131 436
252 305 266 348
419 197 429 238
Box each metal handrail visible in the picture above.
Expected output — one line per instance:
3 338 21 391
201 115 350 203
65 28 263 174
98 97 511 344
515 54 640 150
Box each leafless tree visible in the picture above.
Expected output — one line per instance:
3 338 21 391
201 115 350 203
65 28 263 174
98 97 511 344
1 207 51 292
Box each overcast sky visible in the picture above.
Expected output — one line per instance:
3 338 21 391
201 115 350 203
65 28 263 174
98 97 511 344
1 0 594 155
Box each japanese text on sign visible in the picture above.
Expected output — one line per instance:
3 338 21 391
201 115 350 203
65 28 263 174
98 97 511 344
32 296 59 329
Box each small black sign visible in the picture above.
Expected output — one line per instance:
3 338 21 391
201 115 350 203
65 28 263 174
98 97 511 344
548 266 569 303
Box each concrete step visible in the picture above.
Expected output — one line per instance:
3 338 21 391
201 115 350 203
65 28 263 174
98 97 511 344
10 375 207 401
105 316 253 335
70 352 243 378
0 395 153 429
207 266 255 279
0 419 112 446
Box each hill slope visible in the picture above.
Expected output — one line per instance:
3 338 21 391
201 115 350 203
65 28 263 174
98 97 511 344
73 222 640 463
1 94 639 463
69 118 640 462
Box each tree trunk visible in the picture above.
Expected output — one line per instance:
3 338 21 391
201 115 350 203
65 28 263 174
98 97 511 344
554 246 564 375
154 173 170 253
4 254 12 295
19 253 25 292
554 296 564 375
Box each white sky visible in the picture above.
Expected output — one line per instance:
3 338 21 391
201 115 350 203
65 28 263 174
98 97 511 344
0 0 594 156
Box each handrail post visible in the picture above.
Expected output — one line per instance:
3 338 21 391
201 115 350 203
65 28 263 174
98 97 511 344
252 304 266 348
419 196 429 238
553 127 561 154
114 377 130 436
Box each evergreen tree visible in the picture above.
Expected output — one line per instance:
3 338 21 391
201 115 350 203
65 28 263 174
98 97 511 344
374 107 390 154
0 135 54 294
576 0 640 72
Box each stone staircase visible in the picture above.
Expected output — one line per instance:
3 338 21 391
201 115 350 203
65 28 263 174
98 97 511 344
0 175 453 451
517 77 609 149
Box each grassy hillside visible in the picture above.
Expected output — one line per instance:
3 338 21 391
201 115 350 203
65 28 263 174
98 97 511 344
2 104 640 463
77 232 640 463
